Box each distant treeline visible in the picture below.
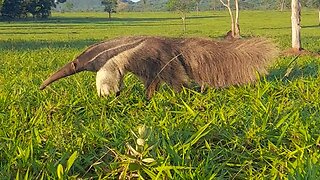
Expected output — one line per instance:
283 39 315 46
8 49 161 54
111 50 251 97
0 0 319 19
0 0 66 19
55 0 320 12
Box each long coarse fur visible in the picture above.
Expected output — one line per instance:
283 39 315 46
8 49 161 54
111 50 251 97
40 36 278 99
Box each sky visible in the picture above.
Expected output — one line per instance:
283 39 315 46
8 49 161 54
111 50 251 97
131 0 140 2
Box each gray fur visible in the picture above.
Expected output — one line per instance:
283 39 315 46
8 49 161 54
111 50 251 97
40 36 278 99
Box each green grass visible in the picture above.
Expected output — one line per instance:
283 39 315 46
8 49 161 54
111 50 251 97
0 10 320 179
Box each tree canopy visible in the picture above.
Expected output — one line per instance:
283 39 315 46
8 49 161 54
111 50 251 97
0 0 66 19
167 0 196 32
101 0 117 18
167 0 196 12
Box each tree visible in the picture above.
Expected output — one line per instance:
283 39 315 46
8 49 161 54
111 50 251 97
0 0 3 16
220 0 240 38
212 0 216 10
142 0 147 11
235 0 240 37
0 0 3 10
1 0 27 19
26 0 55 18
1 0 66 19
291 0 301 51
195 0 201 14
101 0 117 19
280 0 286 11
167 0 196 32
63 2 74 12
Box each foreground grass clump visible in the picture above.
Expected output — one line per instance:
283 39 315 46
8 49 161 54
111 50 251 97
0 11 320 179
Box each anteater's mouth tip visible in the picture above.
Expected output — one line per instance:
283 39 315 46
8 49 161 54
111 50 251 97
39 84 46 90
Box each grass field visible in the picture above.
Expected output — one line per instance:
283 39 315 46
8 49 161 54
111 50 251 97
0 10 320 179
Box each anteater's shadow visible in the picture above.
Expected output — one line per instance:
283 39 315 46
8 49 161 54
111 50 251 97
267 60 319 82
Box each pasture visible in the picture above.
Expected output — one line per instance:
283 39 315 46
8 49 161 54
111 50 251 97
0 10 320 179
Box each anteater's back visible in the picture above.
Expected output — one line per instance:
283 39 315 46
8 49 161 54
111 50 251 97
180 38 278 87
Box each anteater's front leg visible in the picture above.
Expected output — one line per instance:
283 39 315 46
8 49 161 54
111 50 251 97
96 64 123 97
145 78 160 100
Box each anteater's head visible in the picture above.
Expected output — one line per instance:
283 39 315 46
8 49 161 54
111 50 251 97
39 36 146 96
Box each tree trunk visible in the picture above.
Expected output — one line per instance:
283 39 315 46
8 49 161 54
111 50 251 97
291 0 301 51
108 12 111 19
318 7 320 25
234 0 240 38
196 2 200 15
213 0 216 11
220 0 235 37
280 0 285 11
182 16 186 32
143 0 147 11
179 11 187 32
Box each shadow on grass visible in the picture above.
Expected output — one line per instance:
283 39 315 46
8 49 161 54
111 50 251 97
0 31 81 35
0 39 99 51
259 25 319 30
258 26 291 30
109 15 222 22
267 60 319 82
0 15 222 24
302 25 320 29
0 22 199 30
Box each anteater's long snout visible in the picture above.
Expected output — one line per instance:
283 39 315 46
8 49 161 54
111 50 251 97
39 62 78 90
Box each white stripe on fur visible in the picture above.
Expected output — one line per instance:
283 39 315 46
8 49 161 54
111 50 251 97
96 42 145 97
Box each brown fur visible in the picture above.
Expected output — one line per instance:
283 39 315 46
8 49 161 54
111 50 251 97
40 36 278 99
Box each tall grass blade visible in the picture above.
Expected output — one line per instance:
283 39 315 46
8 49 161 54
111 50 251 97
66 151 78 173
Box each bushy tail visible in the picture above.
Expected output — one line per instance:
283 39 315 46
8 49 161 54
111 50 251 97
223 38 279 85
182 38 279 87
